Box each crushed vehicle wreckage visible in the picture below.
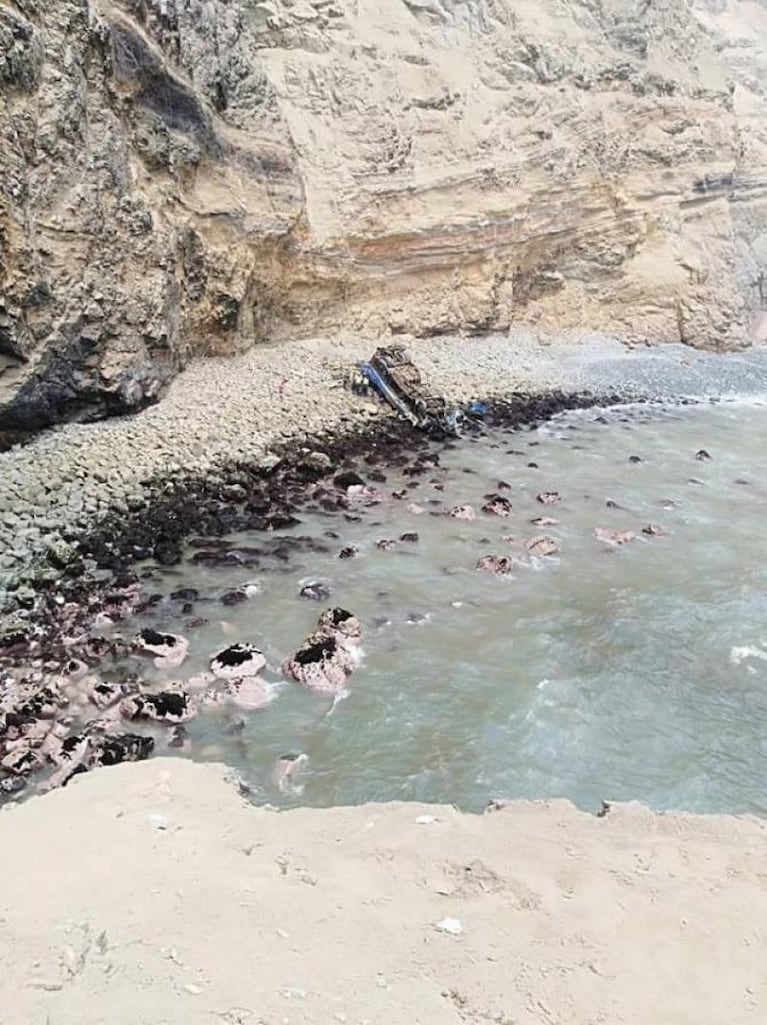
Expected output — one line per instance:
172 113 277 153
348 345 463 437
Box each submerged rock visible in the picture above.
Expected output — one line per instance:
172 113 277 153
536 491 561 505
224 676 273 710
482 494 513 517
525 535 560 557
299 581 331 601
274 752 309 793
642 523 668 537
476 555 514 577
593 527 637 545
449 505 476 520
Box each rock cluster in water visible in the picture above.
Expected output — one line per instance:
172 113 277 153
4 392 686 799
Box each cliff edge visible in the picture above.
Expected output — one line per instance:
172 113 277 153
1 0 767 430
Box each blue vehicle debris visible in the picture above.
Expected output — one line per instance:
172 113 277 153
350 345 460 437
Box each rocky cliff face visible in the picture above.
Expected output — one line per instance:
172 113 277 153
1 0 766 431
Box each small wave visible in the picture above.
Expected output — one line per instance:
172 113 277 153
730 645 767 665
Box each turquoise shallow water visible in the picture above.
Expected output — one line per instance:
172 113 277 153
126 397 767 815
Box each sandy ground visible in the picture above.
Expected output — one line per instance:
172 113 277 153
1 758 766 1025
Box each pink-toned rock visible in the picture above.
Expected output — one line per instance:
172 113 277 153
525 535 560 557
210 643 266 680
225 676 273 710
450 505 476 520
476 555 514 577
133 628 189 670
536 491 561 505
594 527 637 545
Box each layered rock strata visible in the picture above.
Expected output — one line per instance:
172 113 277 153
1 0 767 430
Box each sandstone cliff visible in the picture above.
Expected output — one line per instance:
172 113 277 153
1 0 766 430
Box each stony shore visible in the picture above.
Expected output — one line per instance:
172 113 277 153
2 757 766 1024
4 329 767 615
0 330 605 609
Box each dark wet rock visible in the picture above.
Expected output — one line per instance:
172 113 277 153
0 776 27 796
300 581 331 601
339 545 359 559
482 494 513 517
222 716 246 734
391 489 408 500
170 588 200 602
120 690 196 724
695 449 712 461
530 516 558 527
734 478 750 485
186 617 209 629
334 470 366 490
628 455 643 464
527 462 539 469
368 470 387 483
344 513 362 523
154 539 182 566
210 642 266 679
0 618 33 656
221 589 248 607
168 725 189 749
399 532 419 543
642 523 668 537
405 612 429 624
605 499 621 509
497 480 511 490
297 451 333 477
324 530 340 539
688 477 705 486
536 491 561 505
93 733 154 767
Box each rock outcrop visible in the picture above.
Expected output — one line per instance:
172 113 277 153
1 0 766 430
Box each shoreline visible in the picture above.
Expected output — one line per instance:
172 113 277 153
3 330 767 614
2 757 766 1024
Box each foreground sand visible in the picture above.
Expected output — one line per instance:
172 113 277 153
1 759 765 1024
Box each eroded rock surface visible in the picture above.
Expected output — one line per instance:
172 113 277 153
2 0 767 432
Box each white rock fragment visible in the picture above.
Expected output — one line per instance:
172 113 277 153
435 917 463 935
